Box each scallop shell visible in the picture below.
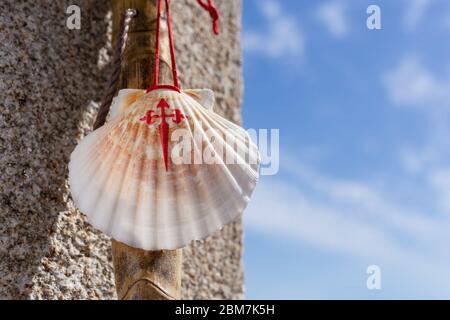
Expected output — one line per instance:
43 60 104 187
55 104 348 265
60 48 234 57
69 88 260 250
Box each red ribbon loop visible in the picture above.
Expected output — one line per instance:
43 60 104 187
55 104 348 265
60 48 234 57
149 0 180 92
149 0 220 93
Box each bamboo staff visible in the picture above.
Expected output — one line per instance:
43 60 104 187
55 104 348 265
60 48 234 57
110 0 182 300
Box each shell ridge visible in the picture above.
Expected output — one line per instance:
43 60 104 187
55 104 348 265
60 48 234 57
187 101 259 180
168 166 185 247
182 89 215 111
181 95 260 222
168 98 201 245
78 122 139 226
182 95 260 179
106 121 141 238
184 100 246 196
86 125 137 225
73 117 132 176
151 154 160 249
175 98 224 235
70 125 111 177
70 130 125 212
131 123 151 249
179 98 241 223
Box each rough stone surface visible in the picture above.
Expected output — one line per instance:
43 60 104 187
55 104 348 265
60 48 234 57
0 0 243 299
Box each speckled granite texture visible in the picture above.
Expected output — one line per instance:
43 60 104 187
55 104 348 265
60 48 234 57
0 0 243 299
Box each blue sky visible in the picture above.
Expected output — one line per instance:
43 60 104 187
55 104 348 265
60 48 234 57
241 0 450 299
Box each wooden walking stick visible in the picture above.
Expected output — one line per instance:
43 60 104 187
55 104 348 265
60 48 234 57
110 0 182 300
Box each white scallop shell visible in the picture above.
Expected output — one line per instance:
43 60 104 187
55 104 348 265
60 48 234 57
69 88 260 250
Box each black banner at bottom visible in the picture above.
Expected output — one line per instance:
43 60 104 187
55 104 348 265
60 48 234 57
0 300 438 319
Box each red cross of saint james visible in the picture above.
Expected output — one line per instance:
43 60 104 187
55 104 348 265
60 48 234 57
140 98 186 171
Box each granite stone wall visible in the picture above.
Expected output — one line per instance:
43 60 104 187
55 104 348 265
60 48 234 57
0 0 243 299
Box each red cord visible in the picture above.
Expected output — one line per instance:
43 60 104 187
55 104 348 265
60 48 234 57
165 0 179 89
197 0 220 35
149 0 220 93
153 0 162 88
150 0 180 92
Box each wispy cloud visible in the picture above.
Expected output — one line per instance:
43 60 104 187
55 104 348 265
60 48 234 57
383 57 450 175
316 1 348 39
428 167 450 214
399 146 437 174
403 0 431 31
382 57 450 109
243 0 304 59
245 159 450 296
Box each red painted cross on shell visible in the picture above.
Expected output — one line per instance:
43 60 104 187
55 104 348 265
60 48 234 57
140 98 186 171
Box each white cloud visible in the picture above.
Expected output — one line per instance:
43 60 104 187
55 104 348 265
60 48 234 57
281 162 437 237
243 0 304 59
246 180 398 259
245 162 450 295
316 1 348 39
399 146 436 174
382 57 450 108
383 57 450 175
428 168 450 214
404 0 431 31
